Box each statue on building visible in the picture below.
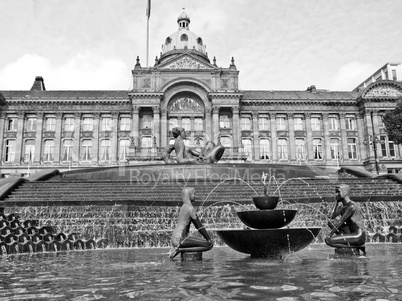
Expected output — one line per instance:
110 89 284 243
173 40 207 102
163 127 225 164
325 184 367 255
169 187 213 259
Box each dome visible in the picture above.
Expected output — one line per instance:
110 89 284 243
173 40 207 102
159 11 209 64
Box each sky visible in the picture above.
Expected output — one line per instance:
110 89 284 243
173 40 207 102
0 0 401 92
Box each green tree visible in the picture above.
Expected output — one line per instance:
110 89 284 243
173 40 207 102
383 97 402 144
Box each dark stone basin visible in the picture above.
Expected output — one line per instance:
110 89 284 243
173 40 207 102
252 196 279 210
216 228 321 258
237 210 297 229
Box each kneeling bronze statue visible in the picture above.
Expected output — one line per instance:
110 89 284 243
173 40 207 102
163 127 225 164
325 184 367 255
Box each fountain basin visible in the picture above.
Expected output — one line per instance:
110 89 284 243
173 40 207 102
252 196 279 210
237 210 297 229
216 227 321 258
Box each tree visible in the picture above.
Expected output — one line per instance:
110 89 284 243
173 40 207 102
383 97 402 144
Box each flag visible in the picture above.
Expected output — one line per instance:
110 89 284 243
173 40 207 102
146 0 151 19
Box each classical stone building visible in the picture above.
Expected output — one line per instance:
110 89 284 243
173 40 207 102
1 11 402 177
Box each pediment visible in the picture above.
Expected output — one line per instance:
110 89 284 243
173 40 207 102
159 55 215 70
362 83 402 98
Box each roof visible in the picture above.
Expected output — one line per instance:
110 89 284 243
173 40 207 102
241 90 359 101
0 90 130 100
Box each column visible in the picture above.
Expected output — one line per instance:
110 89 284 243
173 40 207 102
305 113 313 161
34 112 44 164
0 113 6 161
131 106 140 148
152 107 160 149
160 108 167 148
252 112 259 161
53 112 63 163
371 110 382 160
322 113 331 161
288 113 295 161
212 106 220 144
72 112 81 162
92 113 100 163
232 106 240 148
270 113 277 161
14 111 25 164
357 112 366 161
111 112 119 163
339 113 348 161
205 109 212 142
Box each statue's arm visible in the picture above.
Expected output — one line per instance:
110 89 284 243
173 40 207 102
329 204 356 235
192 216 213 247
189 147 201 157
329 202 343 219
163 144 175 163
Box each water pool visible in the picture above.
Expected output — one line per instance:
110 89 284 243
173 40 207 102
0 244 400 300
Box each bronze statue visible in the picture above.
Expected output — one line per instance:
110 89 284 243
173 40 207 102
169 187 213 259
163 127 225 164
325 184 367 254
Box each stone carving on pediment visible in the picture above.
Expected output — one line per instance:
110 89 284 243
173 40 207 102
17 111 25 119
221 79 229 88
23 132 36 139
365 85 402 98
118 131 131 138
43 132 55 139
80 131 93 138
161 56 212 70
169 98 203 113
100 132 112 138
4 132 17 139
143 78 151 88
61 131 74 138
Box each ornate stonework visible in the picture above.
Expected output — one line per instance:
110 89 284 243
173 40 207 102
170 98 203 113
161 56 212 70
365 85 402 98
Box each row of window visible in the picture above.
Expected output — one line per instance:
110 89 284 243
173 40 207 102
4 139 131 163
238 115 358 131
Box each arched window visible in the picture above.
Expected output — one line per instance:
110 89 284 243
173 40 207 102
180 34 188 41
4 140 16 162
24 139 35 162
295 138 305 160
330 138 340 160
313 138 323 159
81 139 92 162
347 138 357 159
197 37 203 45
165 37 171 44
277 139 288 160
242 138 253 160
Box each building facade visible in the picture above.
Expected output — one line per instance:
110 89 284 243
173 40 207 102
1 12 402 177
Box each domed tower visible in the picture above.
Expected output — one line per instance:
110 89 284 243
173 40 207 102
159 10 210 64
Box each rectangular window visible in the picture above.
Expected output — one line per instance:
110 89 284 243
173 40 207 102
4 140 16 162
392 70 397 81
260 138 270 160
242 138 252 159
294 117 304 131
7 117 17 131
381 136 396 157
181 117 191 130
345 116 356 130
313 138 323 159
25 117 37 131
194 118 203 131
82 118 94 131
45 117 56 131
329 117 339 131
119 139 130 161
258 116 269 131
169 118 178 130
276 116 287 131
295 138 305 160
241 117 251 131
330 138 340 159
64 117 75 131
62 139 73 162
81 139 92 162
141 115 153 129
277 139 288 160
347 138 357 159
43 140 55 162
24 140 35 162
219 115 230 128
101 117 112 132
120 117 131 131
311 117 321 131
100 139 111 161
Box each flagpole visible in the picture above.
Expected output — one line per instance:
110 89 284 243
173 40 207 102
146 0 151 67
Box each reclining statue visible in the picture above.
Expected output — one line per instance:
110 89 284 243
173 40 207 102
169 187 213 259
325 184 367 255
163 127 225 164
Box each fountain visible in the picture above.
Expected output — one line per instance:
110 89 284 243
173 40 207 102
216 193 321 258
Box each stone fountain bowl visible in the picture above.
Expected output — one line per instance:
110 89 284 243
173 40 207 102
252 196 279 210
237 210 297 229
216 228 321 258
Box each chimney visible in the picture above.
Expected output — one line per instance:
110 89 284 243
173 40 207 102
306 85 316 93
31 76 46 91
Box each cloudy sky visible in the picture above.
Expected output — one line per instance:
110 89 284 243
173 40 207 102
0 0 401 91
